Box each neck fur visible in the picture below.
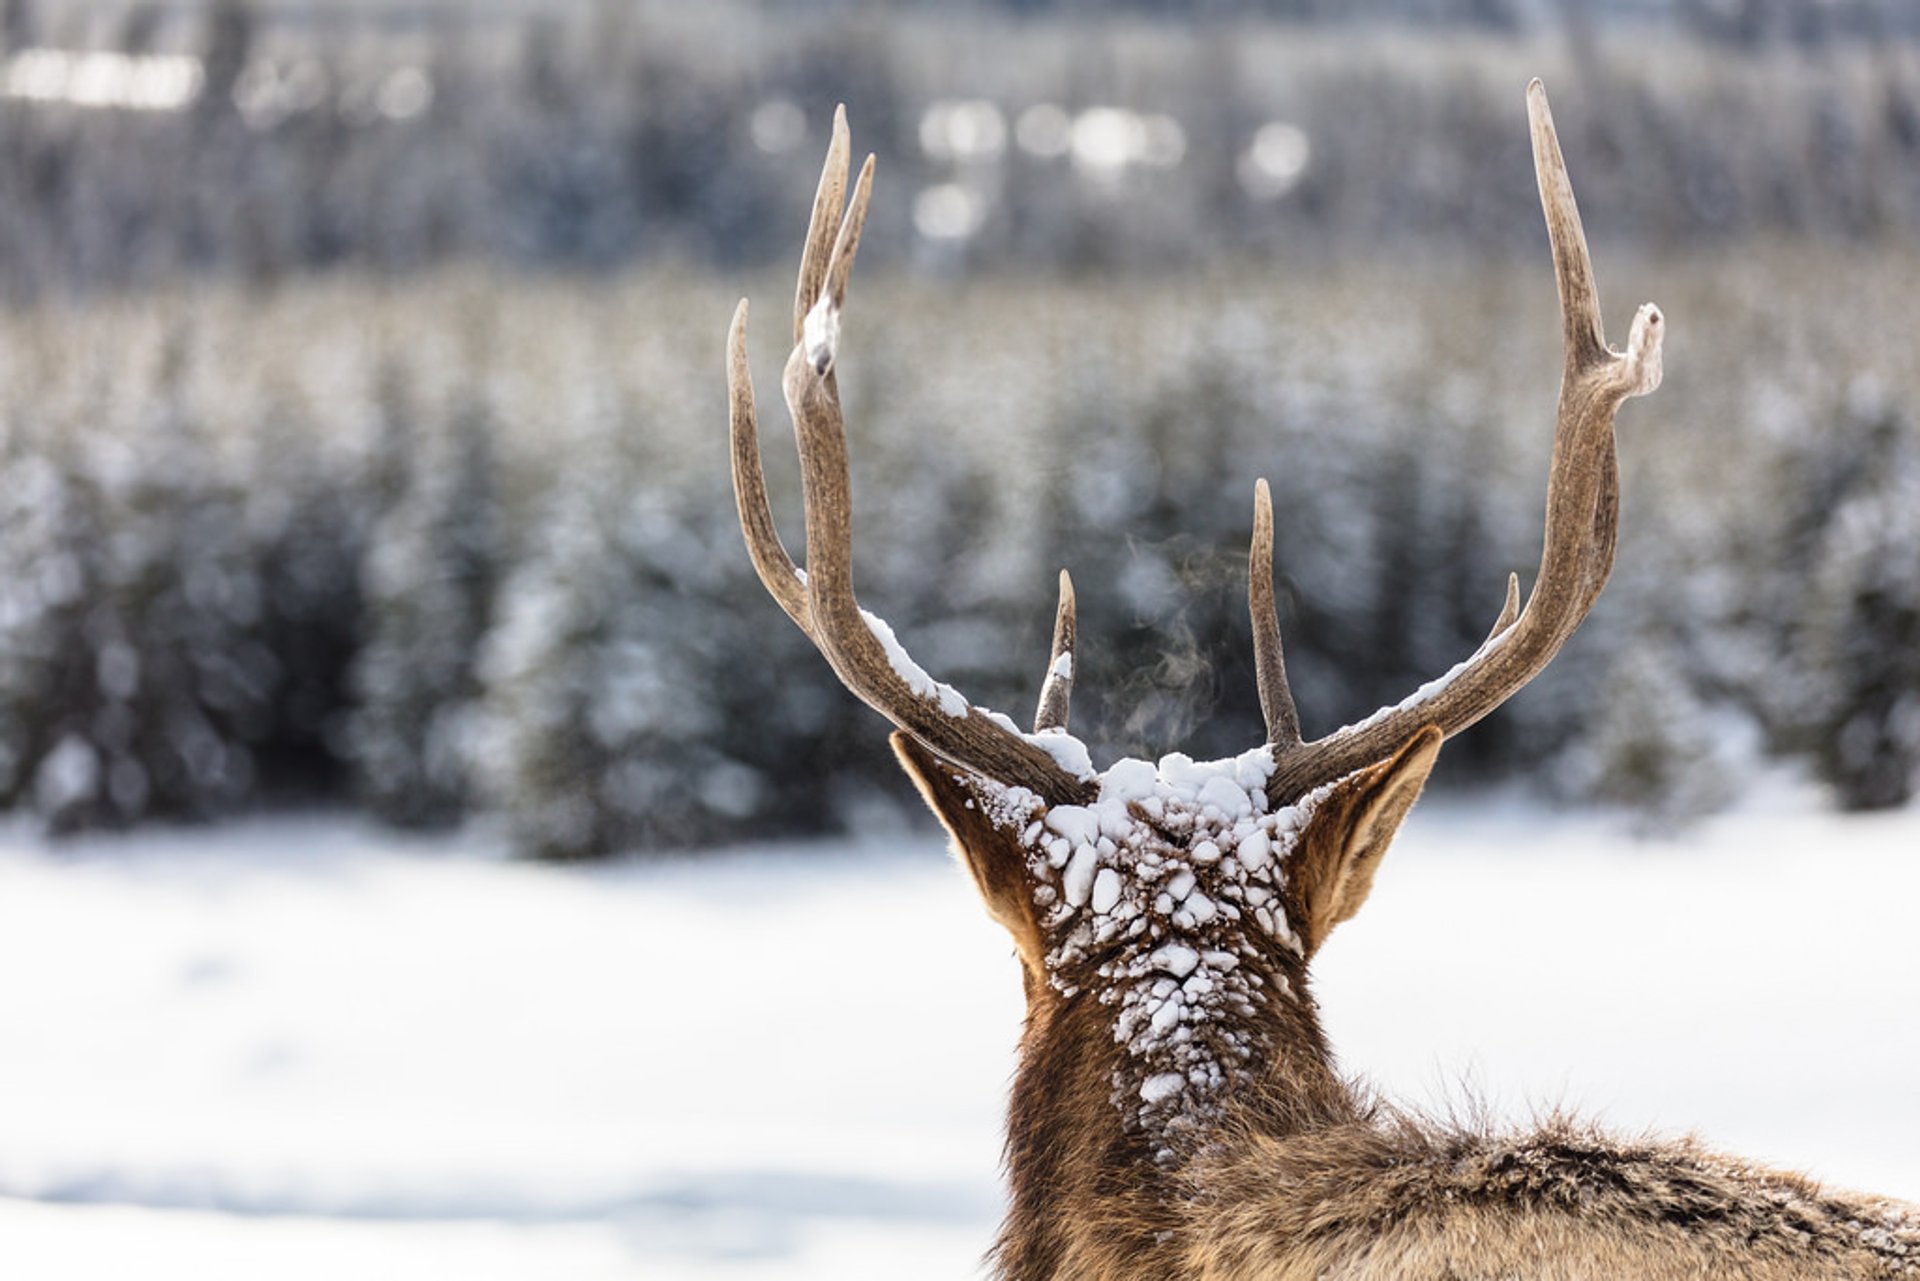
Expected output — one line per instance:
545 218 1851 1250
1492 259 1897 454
977 745 1361 1274
981 745 1342 1153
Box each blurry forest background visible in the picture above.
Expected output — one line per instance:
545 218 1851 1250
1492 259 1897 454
0 0 1916 857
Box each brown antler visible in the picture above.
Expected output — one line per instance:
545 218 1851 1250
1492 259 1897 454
729 108 1093 807
1257 79 1663 802
1033 570 1077 734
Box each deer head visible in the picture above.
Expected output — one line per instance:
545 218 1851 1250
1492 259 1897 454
728 80 1662 1272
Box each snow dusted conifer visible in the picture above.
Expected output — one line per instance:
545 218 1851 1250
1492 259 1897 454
346 399 500 827
1745 382 1920 812
473 434 710 857
91 339 271 825
0 426 106 823
1550 624 1742 827
1 336 270 831
1800 404 1920 810
475 421 835 859
474 443 633 859
240 380 373 797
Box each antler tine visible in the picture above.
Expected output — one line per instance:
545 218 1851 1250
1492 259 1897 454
728 300 811 634
795 106 851 347
1033 570 1077 733
1263 79 1663 804
1483 571 1521 648
801 147 873 379
1249 479 1302 750
1518 78 1657 650
767 130 1090 806
728 106 857 638
1531 83 1608 371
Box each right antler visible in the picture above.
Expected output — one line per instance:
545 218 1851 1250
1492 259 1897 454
728 108 1095 809
1254 79 1663 802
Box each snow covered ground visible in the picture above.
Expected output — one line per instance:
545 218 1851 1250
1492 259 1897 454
1 786 1917 1279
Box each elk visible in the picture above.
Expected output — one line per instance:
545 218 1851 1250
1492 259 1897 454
726 82 1919 1280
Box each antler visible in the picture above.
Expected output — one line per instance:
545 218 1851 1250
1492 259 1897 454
1033 570 1077 734
729 108 1094 808
1256 80 1663 802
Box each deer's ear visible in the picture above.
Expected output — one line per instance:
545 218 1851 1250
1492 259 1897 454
892 732 1047 977
1287 726 1442 958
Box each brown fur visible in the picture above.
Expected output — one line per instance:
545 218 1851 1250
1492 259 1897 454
892 728 1920 1280
1191 1112 1920 1279
1284 727 1441 959
895 732 1049 985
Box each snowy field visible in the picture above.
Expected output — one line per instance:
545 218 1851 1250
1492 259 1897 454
1 785 1917 1279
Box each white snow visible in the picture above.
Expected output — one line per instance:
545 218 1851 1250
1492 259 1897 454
1 789 1918 1278
1341 627 1511 739
1025 729 1096 780
980 709 1022 736
1139 1074 1186 1105
1042 805 1100 847
802 293 840 374
1049 652 1073 680
859 609 970 718
1061 841 1100 909
1149 944 1201 979
0 817 1013 1280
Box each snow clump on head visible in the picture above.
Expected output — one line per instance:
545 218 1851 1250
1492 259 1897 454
978 735 1329 1158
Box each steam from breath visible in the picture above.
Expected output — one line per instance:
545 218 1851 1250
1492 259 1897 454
1098 535 1253 762
1113 612 1215 758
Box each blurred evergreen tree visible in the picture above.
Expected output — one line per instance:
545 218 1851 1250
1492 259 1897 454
0 429 105 822
477 440 727 857
1549 626 1743 828
346 399 501 827
0 349 268 831
1800 407 1920 810
240 388 369 802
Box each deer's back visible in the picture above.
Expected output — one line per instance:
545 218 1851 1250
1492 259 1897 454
1186 1117 1920 1280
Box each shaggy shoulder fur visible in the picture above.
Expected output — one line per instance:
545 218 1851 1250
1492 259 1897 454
1188 1111 1920 1280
